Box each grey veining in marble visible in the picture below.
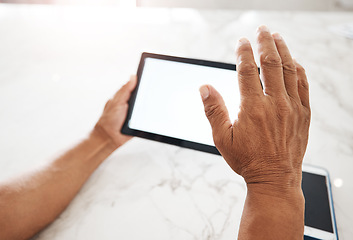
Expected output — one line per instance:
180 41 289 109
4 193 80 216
0 5 352 240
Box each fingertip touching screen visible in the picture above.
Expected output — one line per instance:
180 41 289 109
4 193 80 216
122 53 240 155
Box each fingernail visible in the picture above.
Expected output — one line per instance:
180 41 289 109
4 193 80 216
199 85 210 100
272 32 282 40
238 37 250 45
257 25 270 32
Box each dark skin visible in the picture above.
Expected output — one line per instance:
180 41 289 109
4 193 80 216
0 25 310 240
200 25 310 239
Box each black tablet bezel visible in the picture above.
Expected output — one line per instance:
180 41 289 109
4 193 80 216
121 52 237 156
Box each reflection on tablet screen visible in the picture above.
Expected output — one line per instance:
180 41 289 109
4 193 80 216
129 57 240 147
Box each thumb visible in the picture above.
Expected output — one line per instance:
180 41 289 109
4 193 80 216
199 85 232 142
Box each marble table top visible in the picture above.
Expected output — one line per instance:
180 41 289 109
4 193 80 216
0 4 352 240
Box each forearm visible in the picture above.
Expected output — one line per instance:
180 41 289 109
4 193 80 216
238 185 305 240
0 128 116 240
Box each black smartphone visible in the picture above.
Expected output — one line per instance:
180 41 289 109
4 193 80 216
302 164 339 240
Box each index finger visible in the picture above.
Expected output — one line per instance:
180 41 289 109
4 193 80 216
235 38 263 100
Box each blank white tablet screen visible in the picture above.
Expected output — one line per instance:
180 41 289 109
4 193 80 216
128 57 240 146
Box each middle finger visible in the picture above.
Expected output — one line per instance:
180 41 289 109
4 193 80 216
257 25 287 97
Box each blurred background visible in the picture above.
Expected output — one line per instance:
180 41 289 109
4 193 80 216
0 0 352 10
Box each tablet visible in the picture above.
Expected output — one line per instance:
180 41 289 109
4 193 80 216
122 52 240 155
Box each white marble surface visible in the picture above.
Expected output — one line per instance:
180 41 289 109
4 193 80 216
0 4 353 239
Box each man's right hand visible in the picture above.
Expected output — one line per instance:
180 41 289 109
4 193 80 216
199 25 310 196
200 24 311 240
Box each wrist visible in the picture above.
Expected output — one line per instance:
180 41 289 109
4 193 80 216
91 126 118 152
240 187 305 239
244 165 304 213
243 164 303 199
246 183 304 208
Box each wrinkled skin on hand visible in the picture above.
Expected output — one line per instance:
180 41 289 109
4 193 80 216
200 27 311 197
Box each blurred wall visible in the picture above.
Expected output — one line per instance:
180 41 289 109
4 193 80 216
1 0 352 10
137 0 353 10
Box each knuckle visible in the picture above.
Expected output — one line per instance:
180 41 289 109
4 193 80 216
276 98 292 118
204 103 221 120
244 100 267 121
296 64 305 72
237 62 258 77
283 62 297 75
299 78 309 90
299 107 311 128
291 100 302 116
250 109 266 121
260 53 282 68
